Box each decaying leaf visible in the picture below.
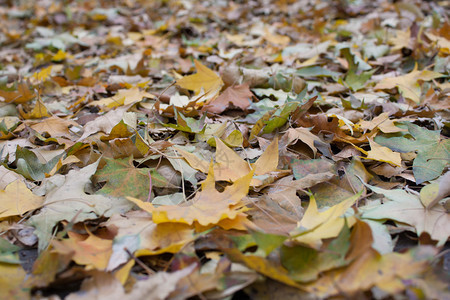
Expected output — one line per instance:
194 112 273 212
1 0 448 298
362 183 450 246
128 163 254 228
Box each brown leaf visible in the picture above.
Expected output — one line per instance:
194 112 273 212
203 84 253 114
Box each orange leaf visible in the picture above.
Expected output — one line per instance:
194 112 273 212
0 81 35 104
52 231 113 270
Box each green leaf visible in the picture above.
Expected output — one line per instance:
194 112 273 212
281 223 350 282
164 110 206 134
341 48 375 91
14 147 62 181
296 66 341 78
375 122 450 184
29 160 134 251
95 156 171 200
262 102 299 134
0 238 21 264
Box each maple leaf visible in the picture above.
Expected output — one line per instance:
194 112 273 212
28 116 79 138
281 223 351 282
356 138 402 167
361 183 450 246
52 231 112 270
90 87 154 110
176 137 285 185
374 64 444 103
164 110 206 133
11 146 63 181
375 122 450 184
78 106 129 141
0 180 44 219
29 160 133 251
203 84 253 114
103 211 194 270
356 112 407 134
0 81 36 104
18 98 50 119
127 164 253 228
290 192 360 248
176 60 224 95
301 221 436 298
94 156 171 200
0 263 28 299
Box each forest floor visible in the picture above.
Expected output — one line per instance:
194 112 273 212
0 0 449 299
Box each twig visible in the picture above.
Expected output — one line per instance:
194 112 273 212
124 247 155 275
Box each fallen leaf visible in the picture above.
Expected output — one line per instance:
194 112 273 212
66 264 196 300
0 81 35 104
78 105 130 141
0 263 29 299
29 160 133 251
91 87 154 110
29 116 79 138
364 138 402 167
127 164 253 228
374 64 444 103
52 231 113 270
0 180 44 219
290 192 360 248
95 156 170 200
419 172 450 208
375 122 450 184
362 183 450 246
103 211 194 270
281 223 350 282
281 127 322 157
203 84 253 113
176 60 224 94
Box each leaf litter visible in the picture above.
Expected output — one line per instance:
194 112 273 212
0 0 449 299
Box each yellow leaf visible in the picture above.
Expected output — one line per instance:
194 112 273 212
31 65 52 83
425 32 450 55
213 137 251 181
357 113 407 134
177 137 283 186
0 81 36 104
114 259 134 285
374 64 444 103
176 60 224 94
252 137 279 175
223 248 303 289
291 193 359 248
128 164 253 228
52 50 73 61
0 180 44 219
91 88 155 110
365 138 402 167
0 263 28 299
103 211 194 271
389 29 411 51
19 98 50 119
